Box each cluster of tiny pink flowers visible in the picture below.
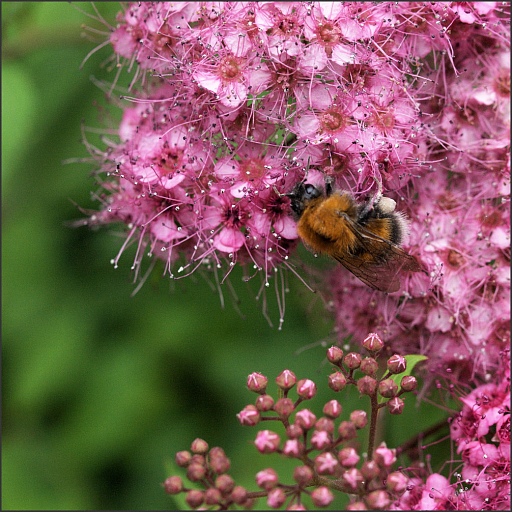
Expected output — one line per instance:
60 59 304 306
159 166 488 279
330 2 510 382
85 2 469 304
392 349 511 511
449 349 510 510
164 333 426 510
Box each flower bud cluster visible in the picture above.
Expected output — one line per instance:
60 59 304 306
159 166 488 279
234 334 422 508
327 334 417 415
163 439 252 509
164 333 424 509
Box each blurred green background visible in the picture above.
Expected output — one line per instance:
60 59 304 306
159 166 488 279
2 3 447 510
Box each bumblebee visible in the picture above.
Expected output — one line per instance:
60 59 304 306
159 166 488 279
287 178 424 292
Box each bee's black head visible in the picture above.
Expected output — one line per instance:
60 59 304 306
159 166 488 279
286 182 325 218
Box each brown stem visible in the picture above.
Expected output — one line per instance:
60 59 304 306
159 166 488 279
396 416 452 457
367 392 380 460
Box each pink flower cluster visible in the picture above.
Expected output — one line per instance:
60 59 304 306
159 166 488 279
86 2 479 305
329 2 510 382
393 350 510 511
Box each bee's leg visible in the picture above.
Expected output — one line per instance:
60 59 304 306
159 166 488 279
325 175 335 196
360 175 384 217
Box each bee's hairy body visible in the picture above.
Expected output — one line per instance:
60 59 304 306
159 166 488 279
287 179 424 292
299 192 402 261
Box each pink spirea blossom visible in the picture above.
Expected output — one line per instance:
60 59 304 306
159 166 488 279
87 0 509 449
451 351 510 510
327 2 510 382
87 2 476 323
392 351 510 511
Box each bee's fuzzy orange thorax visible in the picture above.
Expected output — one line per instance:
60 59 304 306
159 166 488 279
297 193 358 255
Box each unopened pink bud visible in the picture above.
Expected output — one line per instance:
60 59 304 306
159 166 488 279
231 485 248 505
297 378 317 399
254 430 280 453
293 465 314 486
346 501 367 510
357 375 378 396
314 452 339 475
344 352 362 369
327 345 344 364
379 378 399 398
185 489 204 508
386 396 405 415
315 417 335 433
274 397 295 418
209 447 230 474
282 438 304 457
328 371 347 391
267 487 286 509
387 354 407 374
237 404 261 426
204 488 222 505
256 468 279 490
323 399 342 418
175 450 192 467
294 409 316 430
338 447 360 467
190 454 205 465
341 468 364 491
350 410 368 429
247 372 268 393
374 442 397 467
191 438 209 454
256 394 275 411
163 475 183 494
400 375 418 391
338 420 357 441
187 462 205 481
215 474 235 493
365 489 390 509
286 424 303 439
311 429 332 450
362 332 384 352
361 460 380 480
275 369 296 390
386 471 408 493
311 486 334 507
360 357 379 377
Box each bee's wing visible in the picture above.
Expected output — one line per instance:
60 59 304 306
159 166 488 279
332 216 423 293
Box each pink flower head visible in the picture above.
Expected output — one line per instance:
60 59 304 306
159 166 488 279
314 452 339 475
310 429 332 451
374 442 397 467
294 409 317 430
84 2 510 372
255 468 278 490
254 430 281 454
236 405 260 426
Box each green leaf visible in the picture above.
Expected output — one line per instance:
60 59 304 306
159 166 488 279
379 354 428 404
